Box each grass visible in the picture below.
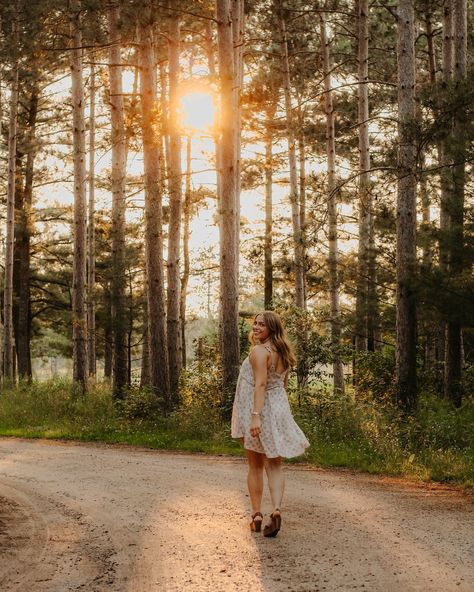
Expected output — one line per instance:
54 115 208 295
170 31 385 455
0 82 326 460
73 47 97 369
292 386 474 485
0 378 473 486
0 379 242 456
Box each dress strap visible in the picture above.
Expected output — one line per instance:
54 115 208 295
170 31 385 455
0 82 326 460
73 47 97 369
263 345 277 370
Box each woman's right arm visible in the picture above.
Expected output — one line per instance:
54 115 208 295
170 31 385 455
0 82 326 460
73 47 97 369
249 346 269 437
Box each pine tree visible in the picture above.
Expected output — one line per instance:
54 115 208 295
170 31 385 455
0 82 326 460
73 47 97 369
138 6 170 405
108 2 128 398
69 0 88 390
395 0 417 409
87 62 96 379
320 12 345 395
216 0 240 412
3 1 20 384
167 6 183 404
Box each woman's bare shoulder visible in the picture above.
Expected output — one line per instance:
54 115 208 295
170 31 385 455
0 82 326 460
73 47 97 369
249 344 271 363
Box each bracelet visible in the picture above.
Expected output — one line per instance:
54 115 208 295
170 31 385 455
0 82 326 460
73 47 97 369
251 411 260 416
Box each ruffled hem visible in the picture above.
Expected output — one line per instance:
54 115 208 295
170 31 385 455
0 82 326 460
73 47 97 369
231 360 310 459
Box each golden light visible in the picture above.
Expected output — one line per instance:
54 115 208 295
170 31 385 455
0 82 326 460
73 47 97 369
179 90 216 133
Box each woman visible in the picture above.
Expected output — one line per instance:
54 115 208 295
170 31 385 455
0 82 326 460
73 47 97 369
231 311 309 537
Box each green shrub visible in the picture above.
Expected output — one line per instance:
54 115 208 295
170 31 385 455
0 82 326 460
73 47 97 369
119 386 162 420
354 349 395 401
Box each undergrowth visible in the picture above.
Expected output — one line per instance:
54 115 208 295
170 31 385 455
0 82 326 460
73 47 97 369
0 374 472 486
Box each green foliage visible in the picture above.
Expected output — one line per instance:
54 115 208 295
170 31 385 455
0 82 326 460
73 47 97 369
295 384 474 484
277 303 352 376
355 349 396 401
118 386 161 420
0 375 472 484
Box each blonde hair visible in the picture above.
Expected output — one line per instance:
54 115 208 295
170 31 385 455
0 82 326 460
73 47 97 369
249 311 296 371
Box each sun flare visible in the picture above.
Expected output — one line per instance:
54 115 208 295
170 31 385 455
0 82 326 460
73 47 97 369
179 91 216 132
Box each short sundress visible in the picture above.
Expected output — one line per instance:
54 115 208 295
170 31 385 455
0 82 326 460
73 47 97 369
231 346 310 459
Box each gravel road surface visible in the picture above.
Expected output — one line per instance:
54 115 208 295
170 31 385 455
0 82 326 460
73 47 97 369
0 438 473 591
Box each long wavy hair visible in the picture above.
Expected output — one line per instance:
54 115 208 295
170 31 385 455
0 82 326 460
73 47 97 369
249 311 296 371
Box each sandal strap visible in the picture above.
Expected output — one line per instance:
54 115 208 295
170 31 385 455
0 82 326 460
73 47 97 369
252 511 263 519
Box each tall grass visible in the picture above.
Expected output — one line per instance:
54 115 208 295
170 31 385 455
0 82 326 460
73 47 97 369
0 379 240 454
0 377 472 485
292 384 474 484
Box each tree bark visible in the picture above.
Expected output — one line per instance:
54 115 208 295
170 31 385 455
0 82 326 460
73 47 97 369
205 21 221 209
140 323 150 387
232 0 244 281
435 0 454 368
87 62 96 379
167 8 183 405
395 0 417 410
3 4 19 384
138 12 170 405
159 63 171 191
320 13 345 395
216 0 240 413
277 0 305 310
355 0 371 354
13 85 38 381
104 290 113 380
297 99 307 306
439 0 453 276
69 0 88 390
264 102 276 310
444 0 466 407
180 135 192 369
108 2 128 398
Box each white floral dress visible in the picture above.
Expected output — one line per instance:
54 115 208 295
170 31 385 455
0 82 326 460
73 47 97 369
231 347 309 459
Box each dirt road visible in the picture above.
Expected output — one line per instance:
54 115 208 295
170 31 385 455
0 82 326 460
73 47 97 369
0 438 473 591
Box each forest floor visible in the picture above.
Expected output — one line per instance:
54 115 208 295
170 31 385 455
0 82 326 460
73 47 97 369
0 438 473 592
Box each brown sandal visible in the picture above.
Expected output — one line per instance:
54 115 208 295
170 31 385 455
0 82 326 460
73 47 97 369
263 509 281 537
250 512 263 532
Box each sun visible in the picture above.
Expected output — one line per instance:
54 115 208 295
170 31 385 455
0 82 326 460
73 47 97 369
178 90 216 133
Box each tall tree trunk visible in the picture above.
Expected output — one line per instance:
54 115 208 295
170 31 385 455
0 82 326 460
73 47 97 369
421 10 436 269
13 86 38 381
320 13 345 394
264 102 276 310
87 62 96 379
180 135 192 369
159 63 171 191
69 0 88 390
439 0 453 276
108 3 128 398
355 0 371 354
277 0 304 310
167 8 183 405
216 0 240 414
395 0 417 409
140 323 150 386
3 4 19 384
419 9 437 367
444 0 466 407
127 271 133 384
436 0 454 366
297 100 307 305
104 287 113 380
138 12 170 405
205 21 221 210
232 0 244 281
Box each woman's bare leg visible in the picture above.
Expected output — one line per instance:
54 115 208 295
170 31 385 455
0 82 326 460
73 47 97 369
264 456 284 514
245 449 265 522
